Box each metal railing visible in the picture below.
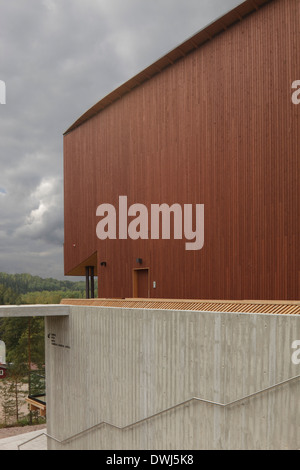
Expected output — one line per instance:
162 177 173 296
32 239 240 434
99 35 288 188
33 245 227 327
18 373 300 449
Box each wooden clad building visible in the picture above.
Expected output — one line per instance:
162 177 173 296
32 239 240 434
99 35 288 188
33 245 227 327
63 0 300 300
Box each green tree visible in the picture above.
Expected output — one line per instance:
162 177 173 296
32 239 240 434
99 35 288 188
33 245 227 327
0 317 44 368
7 365 27 423
0 272 89 427
0 318 44 426
0 367 26 426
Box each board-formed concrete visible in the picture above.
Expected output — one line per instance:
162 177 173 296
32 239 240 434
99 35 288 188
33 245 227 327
44 305 300 450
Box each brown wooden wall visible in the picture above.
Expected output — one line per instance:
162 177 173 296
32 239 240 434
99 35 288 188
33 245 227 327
64 0 300 300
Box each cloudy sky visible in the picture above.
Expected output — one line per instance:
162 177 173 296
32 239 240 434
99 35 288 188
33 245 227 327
0 0 241 281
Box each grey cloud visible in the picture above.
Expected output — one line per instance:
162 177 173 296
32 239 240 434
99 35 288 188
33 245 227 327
0 0 241 279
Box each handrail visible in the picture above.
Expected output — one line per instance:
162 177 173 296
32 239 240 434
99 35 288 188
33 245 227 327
18 373 300 449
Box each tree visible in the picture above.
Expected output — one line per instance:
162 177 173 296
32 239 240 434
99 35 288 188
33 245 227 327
0 380 15 425
0 317 45 368
6 365 27 423
0 316 45 425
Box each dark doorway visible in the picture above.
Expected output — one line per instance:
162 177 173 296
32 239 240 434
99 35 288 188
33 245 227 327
85 266 95 299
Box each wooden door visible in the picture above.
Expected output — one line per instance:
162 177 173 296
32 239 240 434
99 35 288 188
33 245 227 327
133 268 149 298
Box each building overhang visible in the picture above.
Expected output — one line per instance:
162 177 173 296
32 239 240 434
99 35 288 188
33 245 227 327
64 252 98 277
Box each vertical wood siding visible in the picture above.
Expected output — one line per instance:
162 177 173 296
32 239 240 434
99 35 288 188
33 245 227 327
64 0 300 300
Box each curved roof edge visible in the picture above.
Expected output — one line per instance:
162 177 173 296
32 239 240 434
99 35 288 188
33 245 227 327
64 0 273 135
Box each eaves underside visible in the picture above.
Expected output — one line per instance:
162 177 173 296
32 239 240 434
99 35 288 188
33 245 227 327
64 0 274 135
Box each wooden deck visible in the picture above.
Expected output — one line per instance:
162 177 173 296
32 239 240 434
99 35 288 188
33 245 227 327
60 298 300 315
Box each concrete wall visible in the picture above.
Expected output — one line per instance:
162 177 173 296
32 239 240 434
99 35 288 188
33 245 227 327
45 306 300 450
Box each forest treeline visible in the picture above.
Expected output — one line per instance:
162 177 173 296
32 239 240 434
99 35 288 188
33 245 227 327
0 272 91 305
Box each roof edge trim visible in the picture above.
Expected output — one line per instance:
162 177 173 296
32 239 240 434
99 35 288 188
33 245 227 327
64 0 274 135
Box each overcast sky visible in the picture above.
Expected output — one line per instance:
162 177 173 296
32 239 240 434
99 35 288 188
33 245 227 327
0 0 241 281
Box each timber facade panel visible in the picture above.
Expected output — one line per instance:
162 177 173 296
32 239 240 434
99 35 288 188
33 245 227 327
64 0 300 300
